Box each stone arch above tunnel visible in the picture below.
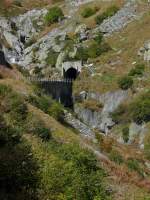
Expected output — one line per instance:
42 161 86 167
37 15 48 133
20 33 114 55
62 61 82 79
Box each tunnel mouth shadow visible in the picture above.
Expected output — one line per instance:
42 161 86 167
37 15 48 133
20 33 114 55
64 67 78 80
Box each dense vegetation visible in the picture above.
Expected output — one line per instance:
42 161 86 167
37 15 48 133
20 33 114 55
40 142 111 200
0 83 111 200
0 84 39 200
111 91 150 125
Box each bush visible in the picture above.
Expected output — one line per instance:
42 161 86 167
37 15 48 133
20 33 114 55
111 91 150 125
95 5 119 24
94 32 103 44
75 46 89 61
48 101 64 122
129 92 150 124
45 49 59 67
36 127 51 141
81 7 97 18
127 158 143 176
122 126 129 143
111 104 129 124
45 6 64 25
128 64 145 77
27 94 53 113
109 149 124 165
88 41 110 58
118 76 133 90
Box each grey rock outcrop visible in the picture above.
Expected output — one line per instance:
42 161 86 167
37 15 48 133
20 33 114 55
64 111 95 138
11 9 47 42
75 90 129 133
96 3 138 35
66 0 94 7
129 122 147 149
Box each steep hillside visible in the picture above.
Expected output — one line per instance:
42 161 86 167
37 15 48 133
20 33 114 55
1 0 150 199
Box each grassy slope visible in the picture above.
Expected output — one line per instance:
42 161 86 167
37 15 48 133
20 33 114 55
1 0 150 199
0 0 64 17
1 65 150 199
74 1 150 94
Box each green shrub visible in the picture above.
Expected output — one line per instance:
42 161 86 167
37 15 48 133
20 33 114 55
112 91 150 125
14 0 22 7
88 41 110 58
48 101 64 122
45 6 64 25
27 94 53 113
129 92 150 124
36 127 51 141
118 76 133 90
94 32 103 44
127 158 143 176
46 49 59 67
81 7 97 18
5 93 27 122
95 5 119 24
109 149 124 165
122 126 129 143
75 46 89 61
111 104 129 124
128 64 145 77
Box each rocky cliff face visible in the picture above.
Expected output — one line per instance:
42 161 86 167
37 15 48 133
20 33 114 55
97 2 138 35
75 90 129 133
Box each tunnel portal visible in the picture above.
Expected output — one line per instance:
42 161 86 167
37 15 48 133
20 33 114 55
62 61 82 80
64 67 78 80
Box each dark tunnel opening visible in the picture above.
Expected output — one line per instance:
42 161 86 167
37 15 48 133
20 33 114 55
64 68 78 80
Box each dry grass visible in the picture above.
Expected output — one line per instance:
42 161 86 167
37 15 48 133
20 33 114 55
0 0 64 16
76 0 124 28
79 99 103 112
74 1 150 94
